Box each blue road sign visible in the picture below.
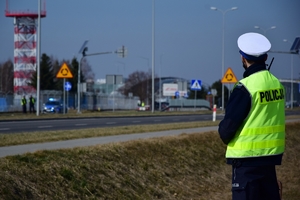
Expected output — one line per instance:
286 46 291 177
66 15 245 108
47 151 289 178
191 79 202 91
65 81 72 91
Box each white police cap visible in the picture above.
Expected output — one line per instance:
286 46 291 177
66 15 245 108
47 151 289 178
237 32 271 58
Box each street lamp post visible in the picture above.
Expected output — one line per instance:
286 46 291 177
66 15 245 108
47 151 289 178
254 26 276 35
77 40 89 114
78 55 84 114
283 39 294 109
210 6 238 111
36 0 41 116
152 0 155 113
159 54 164 111
138 56 150 105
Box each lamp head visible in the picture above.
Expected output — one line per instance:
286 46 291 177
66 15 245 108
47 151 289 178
82 47 88 56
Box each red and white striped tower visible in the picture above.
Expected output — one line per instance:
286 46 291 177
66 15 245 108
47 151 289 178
5 0 46 97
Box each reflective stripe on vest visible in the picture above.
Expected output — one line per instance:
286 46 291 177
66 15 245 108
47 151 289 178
226 71 285 158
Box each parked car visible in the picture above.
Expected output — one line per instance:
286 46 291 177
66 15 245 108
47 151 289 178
137 104 150 111
154 101 169 110
285 101 299 108
43 98 67 113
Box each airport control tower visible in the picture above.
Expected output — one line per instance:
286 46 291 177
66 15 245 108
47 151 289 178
5 0 46 97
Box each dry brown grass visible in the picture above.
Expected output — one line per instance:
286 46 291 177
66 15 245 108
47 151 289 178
0 122 299 199
277 122 300 200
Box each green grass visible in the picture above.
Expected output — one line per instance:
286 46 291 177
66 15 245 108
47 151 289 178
0 121 299 199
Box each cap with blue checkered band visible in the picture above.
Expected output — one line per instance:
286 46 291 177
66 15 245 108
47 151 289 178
237 32 271 61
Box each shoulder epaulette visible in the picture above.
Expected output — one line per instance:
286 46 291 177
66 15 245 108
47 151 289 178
235 82 243 89
233 82 243 89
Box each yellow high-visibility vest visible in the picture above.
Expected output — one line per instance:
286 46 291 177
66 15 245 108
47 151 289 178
226 70 285 158
21 98 26 105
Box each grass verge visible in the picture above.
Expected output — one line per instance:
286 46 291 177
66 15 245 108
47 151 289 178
0 122 299 199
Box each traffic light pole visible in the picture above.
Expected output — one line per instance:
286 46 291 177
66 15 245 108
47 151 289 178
77 47 127 114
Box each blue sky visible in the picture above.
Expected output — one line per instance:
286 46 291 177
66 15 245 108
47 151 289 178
1 0 299 86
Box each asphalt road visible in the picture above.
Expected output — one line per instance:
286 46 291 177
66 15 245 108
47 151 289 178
1 110 299 134
0 114 224 134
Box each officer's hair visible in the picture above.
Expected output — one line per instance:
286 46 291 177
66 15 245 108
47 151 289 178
244 58 266 65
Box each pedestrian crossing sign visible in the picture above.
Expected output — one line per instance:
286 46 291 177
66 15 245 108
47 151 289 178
191 79 202 90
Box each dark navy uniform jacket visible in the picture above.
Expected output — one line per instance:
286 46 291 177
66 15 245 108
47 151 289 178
218 63 283 166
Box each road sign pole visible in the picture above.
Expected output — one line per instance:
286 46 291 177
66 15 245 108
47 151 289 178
67 88 69 113
190 79 201 112
63 81 72 114
194 90 197 111
228 84 230 100
181 95 183 109
63 78 66 114
56 63 73 114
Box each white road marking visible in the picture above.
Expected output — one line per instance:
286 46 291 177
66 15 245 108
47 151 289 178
0 128 10 131
38 126 53 128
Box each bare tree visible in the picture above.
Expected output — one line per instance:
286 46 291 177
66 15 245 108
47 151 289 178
119 70 151 102
81 58 95 81
0 59 14 94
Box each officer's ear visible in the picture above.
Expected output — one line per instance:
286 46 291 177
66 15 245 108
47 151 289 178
264 54 268 62
241 55 247 64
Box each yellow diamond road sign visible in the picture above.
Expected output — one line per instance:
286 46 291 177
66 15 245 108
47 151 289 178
221 67 238 83
56 63 73 78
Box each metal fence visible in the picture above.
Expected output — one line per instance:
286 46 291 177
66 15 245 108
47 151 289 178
0 91 139 112
80 92 139 111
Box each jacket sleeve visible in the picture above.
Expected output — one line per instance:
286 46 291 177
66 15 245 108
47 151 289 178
218 84 251 144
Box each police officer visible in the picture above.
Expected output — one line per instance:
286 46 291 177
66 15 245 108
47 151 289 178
21 96 27 114
29 95 35 113
218 32 285 200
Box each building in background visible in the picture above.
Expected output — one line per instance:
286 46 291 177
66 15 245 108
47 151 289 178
279 79 300 107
